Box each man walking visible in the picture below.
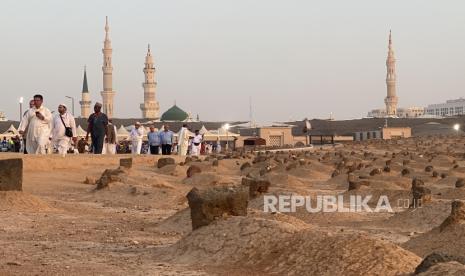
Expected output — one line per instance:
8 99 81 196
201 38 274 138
86 102 108 154
130 122 145 155
50 104 77 156
18 94 52 154
191 130 203 156
104 119 118 154
160 125 174 155
147 126 161 155
178 124 189 156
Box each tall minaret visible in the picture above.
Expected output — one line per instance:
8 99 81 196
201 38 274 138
101 16 116 118
384 30 398 117
79 66 92 118
140 44 160 119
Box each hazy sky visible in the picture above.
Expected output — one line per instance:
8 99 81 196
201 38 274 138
1 0 465 123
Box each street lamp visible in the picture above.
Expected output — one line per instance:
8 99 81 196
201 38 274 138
65 96 75 116
454 124 460 136
223 123 230 151
19 97 24 121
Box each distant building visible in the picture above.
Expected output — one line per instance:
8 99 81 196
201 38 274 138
385 30 399 116
367 107 425 118
354 127 411 141
160 104 190 121
79 67 92 118
140 44 160 119
425 98 465 117
0 111 6 122
101 17 116 118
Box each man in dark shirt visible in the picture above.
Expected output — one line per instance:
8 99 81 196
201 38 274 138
85 102 108 154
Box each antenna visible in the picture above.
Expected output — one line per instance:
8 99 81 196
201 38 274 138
249 96 253 127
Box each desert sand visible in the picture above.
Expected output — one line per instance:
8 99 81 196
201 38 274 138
1 136 465 275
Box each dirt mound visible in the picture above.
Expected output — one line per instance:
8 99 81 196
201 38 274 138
417 261 465 275
162 216 301 265
378 201 451 233
404 222 465 257
0 191 53 211
162 216 420 275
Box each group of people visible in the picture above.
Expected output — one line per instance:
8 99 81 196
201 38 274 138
18 95 76 155
12 94 224 156
143 124 206 156
16 95 115 156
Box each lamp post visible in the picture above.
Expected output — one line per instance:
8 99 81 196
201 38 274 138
454 124 460 137
19 97 24 121
65 96 75 116
223 123 230 151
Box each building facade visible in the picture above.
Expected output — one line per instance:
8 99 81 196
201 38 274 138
79 67 92 118
140 44 160 119
100 17 116 118
354 127 411 141
425 98 465 117
367 107 425 118
0 111 6 122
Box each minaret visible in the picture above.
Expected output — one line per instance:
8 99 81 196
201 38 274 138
140 44 160 119
79 66 92 118
101 16 116 118
384 30 398 117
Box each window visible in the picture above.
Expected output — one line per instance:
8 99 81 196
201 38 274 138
269 135 282 147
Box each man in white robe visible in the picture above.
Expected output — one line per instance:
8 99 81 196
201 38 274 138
18 94 52 154
130 122 144 155
191 130 203 156
178 124 189 156
50 104 77 156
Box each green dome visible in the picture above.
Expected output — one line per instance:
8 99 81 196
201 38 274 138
160 105 189 121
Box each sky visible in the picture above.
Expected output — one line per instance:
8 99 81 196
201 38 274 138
1 0 465 123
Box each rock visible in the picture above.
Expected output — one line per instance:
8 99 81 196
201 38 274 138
383 166 391 173
298 159 307 166
186 165 202 178
211 159 219 167
401 168 411 176
119 158 133 169
95 167 127 190
129 186 138 195
184 156 193 164
410 178 431 208
441 173 448 179
285 162 298 171
83 176 96 185
415 252 465 274
240 162 252 171
369 168 382 176
425 165 433 172
331 170 340 178
456 178 465 188
348 179 370 191
157 158 175 169
439 200 465 232
242 177 271 198
0 158 23 191
432 171 439 178
186 186 248 230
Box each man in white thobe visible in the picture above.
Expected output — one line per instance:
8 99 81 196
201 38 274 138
178 124 189 156
103 119 118 154
50 104 77 156
18 94 52 155
130 122 144 155
191 130 203 156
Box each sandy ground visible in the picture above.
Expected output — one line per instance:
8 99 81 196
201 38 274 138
1 136 465 275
